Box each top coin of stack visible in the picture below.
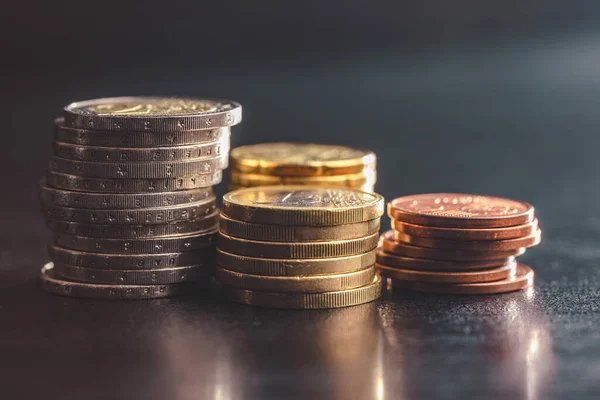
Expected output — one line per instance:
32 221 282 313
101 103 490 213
228 143 377 192
216 186 385 309
377 193 541 295
39 96 242 299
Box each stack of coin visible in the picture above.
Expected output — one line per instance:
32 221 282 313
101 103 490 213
38 96 242 299
228 143 377 192
216 186 385 308
377 193 541 295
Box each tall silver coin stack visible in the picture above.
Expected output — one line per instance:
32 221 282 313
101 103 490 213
38 97 242 299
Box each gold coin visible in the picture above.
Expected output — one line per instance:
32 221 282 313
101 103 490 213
219 214 380 241
229 170 376 189
216 249 376 276
218 232 379 258
230 142 376 176
222 186 384 226
223 275 382 309
216 265 375 293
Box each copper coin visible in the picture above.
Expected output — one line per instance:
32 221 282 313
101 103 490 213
388 193 534 228
392 218 539 241
375 248 515 271
394 229 542 251
387 263 534 295
380 231 525 261
377 261 516 284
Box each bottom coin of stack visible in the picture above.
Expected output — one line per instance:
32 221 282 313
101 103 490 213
377 193 541 295
216 186 385 309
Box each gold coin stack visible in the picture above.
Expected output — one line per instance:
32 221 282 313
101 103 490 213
216 186 385 309
228 142 377 192
38 96 242 299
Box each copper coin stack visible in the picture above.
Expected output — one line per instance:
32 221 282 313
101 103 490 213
216 186 385 309
38 96 242 299
228 143 377 192
377 193 541 294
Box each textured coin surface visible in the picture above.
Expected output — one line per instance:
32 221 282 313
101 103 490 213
380 231 525 261
377 261 516 284
216 265 375 293
392 218 539 241
53 263 212 285
394 230 542 251
48 245 215 269
222 186 384 226
55 119 230 147
42 197 216 224
388 193 535 228
375 248 515 271
49 155 228 179
46 171 222 193
218 232 379 259
53 137 229 162
229 170 376 188
39 263 200 299
217 249 375 276
219 214 380 242
54 230 217 254
223 275 382 309
63 97 242 131
387 263 534 295
230 142 376 176
40 184 212 209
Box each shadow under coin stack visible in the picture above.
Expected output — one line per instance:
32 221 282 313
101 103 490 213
38 96 242 299
377 193 541 295
216 186 385 309
228 143 377 192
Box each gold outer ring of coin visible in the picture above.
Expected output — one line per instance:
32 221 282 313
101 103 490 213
375 248 516 271
218 232 379 259
229 170 376 187
216 266 376 293
386 264 534 295
223 275 382 309
39 263 201 299
376 261 517 284
216 249 376 276
219 214 380 242
52 262 212 285
392 218 539 241
222 185 384 226
394 229 542 251
229 142 376 177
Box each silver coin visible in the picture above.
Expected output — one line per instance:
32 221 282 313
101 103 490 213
52 136 230 162
49 155 228 179
42 197 216 224
46 171 223 193
52 262 213 285
55 118 230 147
39 263 201 299
54 230 217 254
63 97 242 131
48 244 215 269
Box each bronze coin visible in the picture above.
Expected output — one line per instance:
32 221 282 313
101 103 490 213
394 229 542 251
380 231 525 261
386 263 534 295
375 248 515 271
377 261 516 284
388 193 534 228
392 218 539 241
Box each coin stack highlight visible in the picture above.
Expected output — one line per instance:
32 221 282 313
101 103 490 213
228 143 377 192
39 97 242 299
216 186 385 309
377 193 541 294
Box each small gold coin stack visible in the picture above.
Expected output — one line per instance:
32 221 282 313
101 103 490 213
228 143 377 192
38 96 242 299
377 193 541 295
216 186 385 309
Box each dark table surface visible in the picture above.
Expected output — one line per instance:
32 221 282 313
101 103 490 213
1 32 599 400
